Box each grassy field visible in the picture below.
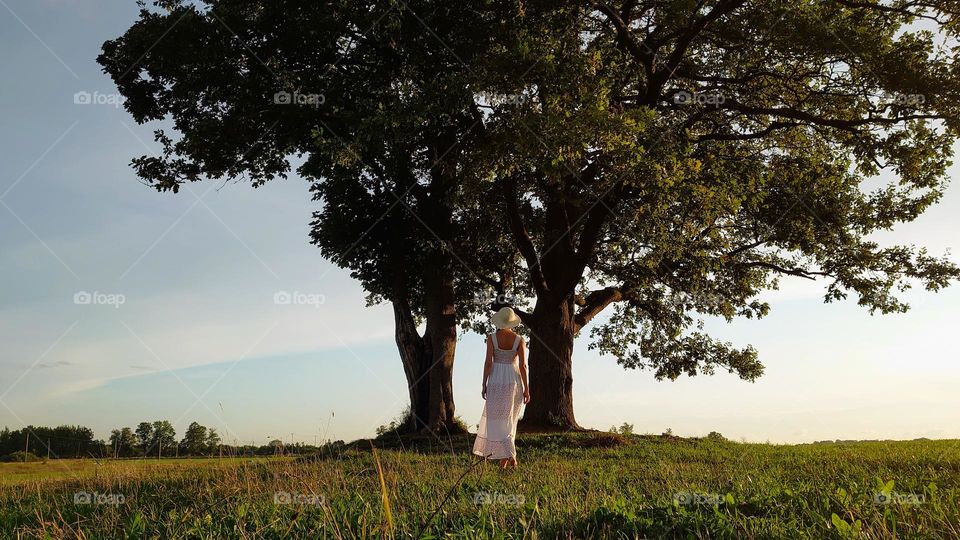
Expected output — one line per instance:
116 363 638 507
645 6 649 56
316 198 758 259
0 433 958 539
0 457 273 486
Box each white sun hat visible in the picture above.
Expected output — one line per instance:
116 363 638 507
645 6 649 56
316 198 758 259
490 306 522 329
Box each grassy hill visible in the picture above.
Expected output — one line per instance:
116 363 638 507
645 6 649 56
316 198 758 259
1 433 957 538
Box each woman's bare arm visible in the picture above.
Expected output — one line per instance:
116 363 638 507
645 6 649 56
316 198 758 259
481 336 493 399
518 337 530 403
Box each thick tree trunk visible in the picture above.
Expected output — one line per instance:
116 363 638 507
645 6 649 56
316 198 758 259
519 294 581 431
412 151 463 434
503 171 613 432
392 297 432 432
392 297 462 434
421 257 462 434
390 262 461 434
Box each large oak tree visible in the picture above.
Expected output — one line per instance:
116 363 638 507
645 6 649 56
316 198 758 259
470 0 960 429
98 0 515 432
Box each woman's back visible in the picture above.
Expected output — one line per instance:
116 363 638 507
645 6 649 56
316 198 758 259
475 307 529 468
491 330 521 364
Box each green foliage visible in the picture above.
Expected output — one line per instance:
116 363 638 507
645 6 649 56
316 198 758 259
206 429 222 453
151 421 177 457
0 425 102 459
475 0 960 381
831 512 863 538
180 422 207 455
98 0 519 326
0 451 40 463
109 427 139 458
375 407 413 438
134 422 153 454
99 1 960 390
2 436 959 538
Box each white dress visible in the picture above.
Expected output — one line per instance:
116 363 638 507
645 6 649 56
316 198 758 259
473 333 525 460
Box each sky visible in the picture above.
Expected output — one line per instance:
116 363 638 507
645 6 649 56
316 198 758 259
1 1 958 447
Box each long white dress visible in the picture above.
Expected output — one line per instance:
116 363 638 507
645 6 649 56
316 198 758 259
473 333 525 460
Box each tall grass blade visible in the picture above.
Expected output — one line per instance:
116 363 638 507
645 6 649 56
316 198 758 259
369 442 394 537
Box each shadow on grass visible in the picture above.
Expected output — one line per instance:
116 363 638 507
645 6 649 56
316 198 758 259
540 502 762 540
297 431 641 461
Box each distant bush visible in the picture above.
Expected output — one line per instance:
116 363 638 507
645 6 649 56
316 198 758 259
2 451 41 462
375 407 413 437
297 440 348 461
580 433 630 448
452 416 470 434
707 431 728 442
375 407 471 438
608 423 635 436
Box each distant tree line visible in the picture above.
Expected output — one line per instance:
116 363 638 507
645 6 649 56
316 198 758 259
1 422 328 460
0 425 102 459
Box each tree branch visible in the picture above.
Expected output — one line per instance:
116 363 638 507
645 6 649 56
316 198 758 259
501 174 548 295
735 260 829 280
715 100 945 131
574 286 628 329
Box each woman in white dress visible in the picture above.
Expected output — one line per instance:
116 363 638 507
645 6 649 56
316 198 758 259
472 307 530 469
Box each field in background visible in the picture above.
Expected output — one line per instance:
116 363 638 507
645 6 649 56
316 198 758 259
1 434 958 539
0 456 286 486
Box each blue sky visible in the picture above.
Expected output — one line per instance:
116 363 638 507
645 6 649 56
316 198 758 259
1 0 958 446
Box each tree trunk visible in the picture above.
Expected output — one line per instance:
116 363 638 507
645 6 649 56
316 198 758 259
519 294 581 431
391 268 461 435
385 146 464 435
392 297 432 432
421 257 463 434
415 151 463 434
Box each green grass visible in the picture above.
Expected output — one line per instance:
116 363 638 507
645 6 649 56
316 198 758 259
0 457 274 486
1 433 958 539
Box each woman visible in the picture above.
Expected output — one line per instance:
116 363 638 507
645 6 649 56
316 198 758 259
472 306 530 469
